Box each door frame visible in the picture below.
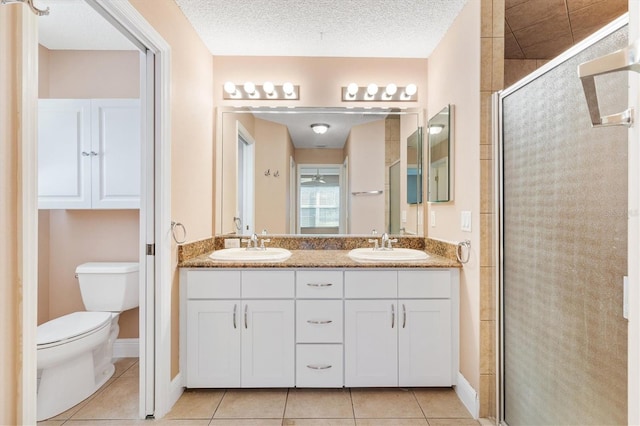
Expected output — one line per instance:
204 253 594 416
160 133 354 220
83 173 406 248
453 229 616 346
19 0 174 422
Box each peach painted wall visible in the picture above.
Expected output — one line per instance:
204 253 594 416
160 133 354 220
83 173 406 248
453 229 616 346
37 48 140 338
347 120 386 234
427 0 482 391
254 118 291 233
0 5 20 423
129 0 215 379
295 148 344 164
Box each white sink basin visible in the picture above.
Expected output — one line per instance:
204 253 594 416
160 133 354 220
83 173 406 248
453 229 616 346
209 247 292 262
348 247 429 262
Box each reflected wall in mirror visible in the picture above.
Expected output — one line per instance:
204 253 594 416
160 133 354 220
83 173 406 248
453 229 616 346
217 108 424 236
427 105 452 202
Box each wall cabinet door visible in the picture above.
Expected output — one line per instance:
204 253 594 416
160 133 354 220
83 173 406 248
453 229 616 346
38 99 92 209
241 300 295 387
398 299 453 386
37 98 140 209
345 300 398 387
186 300 240 388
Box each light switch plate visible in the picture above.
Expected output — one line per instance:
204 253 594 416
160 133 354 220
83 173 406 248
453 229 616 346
461 211 472 232
401 210 407 223
430 211 436 227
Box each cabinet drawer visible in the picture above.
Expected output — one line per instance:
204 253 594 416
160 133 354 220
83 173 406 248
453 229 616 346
296 271 343 298
296 344 343 387
297 300 343 343
242 270 294 298
398 270 451 298
344 271 397 298
187 271 241 299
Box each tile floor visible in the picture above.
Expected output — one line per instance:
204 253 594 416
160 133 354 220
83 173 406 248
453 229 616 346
39 359 490 426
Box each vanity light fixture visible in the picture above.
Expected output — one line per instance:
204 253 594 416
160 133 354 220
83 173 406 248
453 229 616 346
222 81 300 100
311 123 330 135
342 82 418 102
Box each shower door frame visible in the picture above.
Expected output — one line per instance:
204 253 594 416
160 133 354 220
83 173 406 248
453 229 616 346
496 12 639 425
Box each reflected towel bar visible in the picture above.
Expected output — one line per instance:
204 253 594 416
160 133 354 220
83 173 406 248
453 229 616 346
351 190 383 196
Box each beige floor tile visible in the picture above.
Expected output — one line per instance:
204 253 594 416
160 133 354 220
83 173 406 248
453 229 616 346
284 420 356 426
351 389 423 419
49 378 116 420
62 421 148 425
214 389 287 419
426 419 480 426
120 361 139 378
36 421 65 426
210 420 283 425
165 389 225 419
356 420 428 425
413 389 471 419
285 389 354 419
71 377 139 419
113 358 138 378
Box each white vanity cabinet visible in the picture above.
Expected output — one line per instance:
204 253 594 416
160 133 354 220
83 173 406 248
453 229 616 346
344 269 458 387
184 270 295 388
181 266 458 389
38 98 141 209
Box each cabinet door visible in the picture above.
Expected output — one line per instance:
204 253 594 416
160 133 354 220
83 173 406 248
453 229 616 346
91 99 141 208
345 300 398 387
38 99 92 209
186 300 240 388
398 299 452 386
241 300 295 387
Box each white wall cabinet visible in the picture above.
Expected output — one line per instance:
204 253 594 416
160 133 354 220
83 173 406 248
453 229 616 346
38 99 140 209
184 270 295 388
181 267 458 389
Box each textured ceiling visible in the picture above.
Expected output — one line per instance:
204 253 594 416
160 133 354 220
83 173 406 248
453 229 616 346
505 0 627 60
174 0 468 58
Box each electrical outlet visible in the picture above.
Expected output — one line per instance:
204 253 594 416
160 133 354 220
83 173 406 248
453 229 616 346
401 210 407 223
430 211 436 227
224 238 240 248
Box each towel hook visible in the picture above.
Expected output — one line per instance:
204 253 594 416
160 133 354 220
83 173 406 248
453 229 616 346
171 221 187 244
456 240 471 264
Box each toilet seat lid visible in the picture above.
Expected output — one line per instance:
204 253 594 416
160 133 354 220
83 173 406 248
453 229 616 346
37 312 112 346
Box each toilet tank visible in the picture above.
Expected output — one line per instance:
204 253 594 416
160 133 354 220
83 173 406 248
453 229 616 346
76 262 139 312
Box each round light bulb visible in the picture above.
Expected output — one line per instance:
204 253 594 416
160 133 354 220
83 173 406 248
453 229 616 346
283 82 294 95
385 83 397 96
405 83 417 96
347 83 359 96
243 81 256 95
223 81 236 95
367 83 379 96
263 81 275 95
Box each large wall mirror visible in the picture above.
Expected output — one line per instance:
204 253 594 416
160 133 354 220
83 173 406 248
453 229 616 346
217 107 424 236
427 104 452 202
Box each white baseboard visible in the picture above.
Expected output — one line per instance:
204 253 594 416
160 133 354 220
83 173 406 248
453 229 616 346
169 373 184 414
455 371 479 419
113 338 139 358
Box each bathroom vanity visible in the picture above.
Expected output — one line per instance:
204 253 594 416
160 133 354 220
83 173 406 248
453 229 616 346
179 249 459 389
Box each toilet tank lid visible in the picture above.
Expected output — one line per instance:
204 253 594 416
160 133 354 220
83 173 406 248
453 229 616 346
75 262 139 274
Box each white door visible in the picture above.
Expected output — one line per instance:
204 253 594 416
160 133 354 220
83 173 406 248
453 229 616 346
37 99 92 209
237 124 255 235
398 299 452 386
241 300 294 387
186 300 241 388
91 99 141 209
345 300 398 387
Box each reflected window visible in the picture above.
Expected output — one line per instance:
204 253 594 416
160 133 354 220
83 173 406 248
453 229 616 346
299 166 341 233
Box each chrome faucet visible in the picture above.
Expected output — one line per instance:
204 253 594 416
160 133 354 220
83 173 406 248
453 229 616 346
380 232 398 250
241 232 270 250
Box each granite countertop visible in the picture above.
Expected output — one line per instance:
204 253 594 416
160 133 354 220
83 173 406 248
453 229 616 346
179 249 460 269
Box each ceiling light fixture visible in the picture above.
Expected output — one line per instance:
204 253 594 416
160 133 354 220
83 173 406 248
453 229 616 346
428 124 444 134
222 81 300 100
342 83 418 102
311 123 330 135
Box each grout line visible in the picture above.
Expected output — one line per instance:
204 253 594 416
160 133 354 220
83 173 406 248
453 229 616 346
411 388 428 420
209 388 227 421
349 387 357 420
282 387 291 423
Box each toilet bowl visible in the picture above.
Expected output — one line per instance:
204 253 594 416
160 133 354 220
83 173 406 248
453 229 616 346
36 262 138 421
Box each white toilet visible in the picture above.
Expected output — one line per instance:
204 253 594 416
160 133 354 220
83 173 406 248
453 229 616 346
36 262 139 421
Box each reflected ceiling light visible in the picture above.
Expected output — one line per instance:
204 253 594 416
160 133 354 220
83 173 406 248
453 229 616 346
342 83 417 102
311 123 330 134
222 82 300 100
428 124 444 134
223 81 237 95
